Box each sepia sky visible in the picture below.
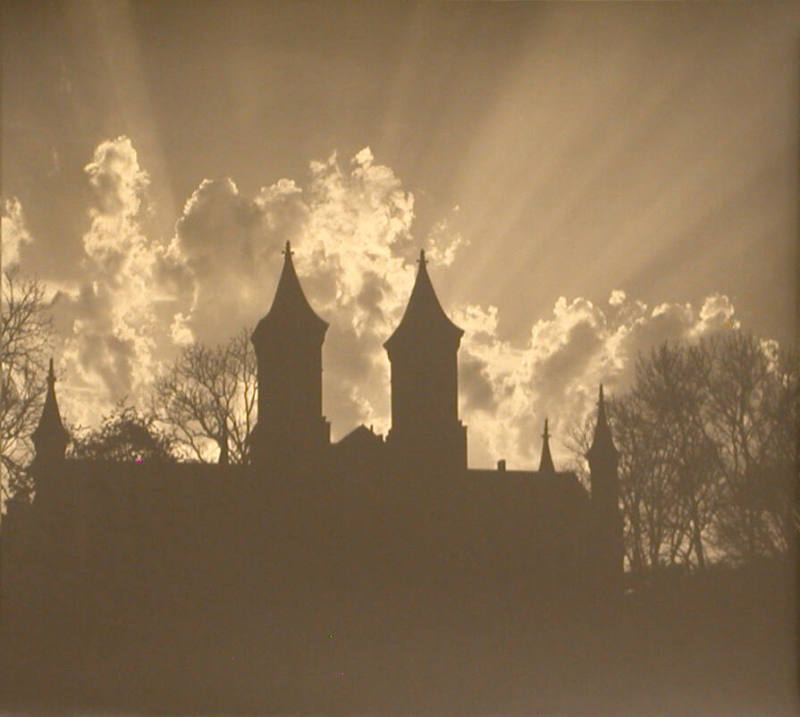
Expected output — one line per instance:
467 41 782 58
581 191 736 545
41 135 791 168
2 0 798 468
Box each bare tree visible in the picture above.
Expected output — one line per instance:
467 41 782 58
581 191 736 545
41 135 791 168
569 331 798 576
704 333 798 561
567 387 699 577
632 342 722 570
0 270 53 505
152 328 257 464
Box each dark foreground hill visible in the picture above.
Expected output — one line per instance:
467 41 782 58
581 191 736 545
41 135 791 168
1 559 796 716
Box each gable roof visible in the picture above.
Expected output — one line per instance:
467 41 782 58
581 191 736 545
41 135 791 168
335 424 384 450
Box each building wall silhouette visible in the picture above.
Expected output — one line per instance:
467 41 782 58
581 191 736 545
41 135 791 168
2 244 624 676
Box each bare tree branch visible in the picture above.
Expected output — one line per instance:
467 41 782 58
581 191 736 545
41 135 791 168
1 270 53 509
152 328 257 464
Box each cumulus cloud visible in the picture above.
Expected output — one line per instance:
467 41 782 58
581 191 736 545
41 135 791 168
426 215 467 267
1 197 33 271
609 289 626 306
50 136 193 424
456 289 744 470
170 175 303 342
169 146 437 435
34 136 752 472
40 140 447 434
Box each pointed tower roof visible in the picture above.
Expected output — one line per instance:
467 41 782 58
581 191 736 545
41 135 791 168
32 358 69 450
252 241 328 343
539 418 556 473
587 384 617 461
384 250 463 353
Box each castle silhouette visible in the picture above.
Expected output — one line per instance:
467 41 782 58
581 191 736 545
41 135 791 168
2 244 624 710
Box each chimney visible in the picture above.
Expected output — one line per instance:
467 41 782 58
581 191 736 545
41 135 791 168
497 459 506 472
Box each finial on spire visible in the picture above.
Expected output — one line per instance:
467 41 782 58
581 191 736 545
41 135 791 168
283 240 293 256
417 249 426 267
599 383 604 405
47 357 56 386
542 417 550 440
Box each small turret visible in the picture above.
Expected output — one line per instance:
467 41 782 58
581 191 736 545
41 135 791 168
538 418 555 474
31 359 69 463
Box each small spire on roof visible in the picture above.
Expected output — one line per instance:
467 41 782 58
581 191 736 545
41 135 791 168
32 356 69 461
539 417 556 473
588 383 617 461
597 383 608 425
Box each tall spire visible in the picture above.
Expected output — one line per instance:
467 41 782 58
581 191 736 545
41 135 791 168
587 383 617 461
538 418 555 473
32 358 69 461
384 249 463 353
252 240 328 342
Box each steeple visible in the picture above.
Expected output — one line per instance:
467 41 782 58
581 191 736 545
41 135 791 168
384 250 463 355
587 384 617 463
586 382 623 593
248 241 330 469
252 241 328 343
538 418 555 473
32 358 69 462
384 249 467 472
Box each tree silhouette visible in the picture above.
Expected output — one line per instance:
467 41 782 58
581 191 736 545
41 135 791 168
0 270 53 505
569 331 798 575
704 333 798 561
152 328 257 464
630 342 720 570
68 402 176 463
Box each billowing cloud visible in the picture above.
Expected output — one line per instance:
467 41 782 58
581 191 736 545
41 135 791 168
171 175 305 343
171 146 446 436
26 136 752 472
50 136 193 425
1 197 33 271
456 290 744 470
426 215 467 267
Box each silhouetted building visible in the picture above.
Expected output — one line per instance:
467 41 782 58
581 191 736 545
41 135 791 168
2 244 624 708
